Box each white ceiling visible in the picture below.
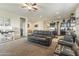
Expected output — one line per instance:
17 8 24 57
0 3 78 21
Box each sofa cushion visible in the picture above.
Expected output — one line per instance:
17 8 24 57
64 35 73 42
60 47 75 56
58 40 74 47
32 30 53 38
28 35 46 40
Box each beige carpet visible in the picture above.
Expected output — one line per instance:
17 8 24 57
0 37 60 56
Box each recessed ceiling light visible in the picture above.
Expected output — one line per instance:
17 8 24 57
56 12 59 15
40 16 42 18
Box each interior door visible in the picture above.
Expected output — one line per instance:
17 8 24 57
20 17 26 37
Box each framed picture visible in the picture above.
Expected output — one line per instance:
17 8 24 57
35 24 38 27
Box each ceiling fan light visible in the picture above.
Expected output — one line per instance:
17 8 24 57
22 3 27 6
28 6 32 9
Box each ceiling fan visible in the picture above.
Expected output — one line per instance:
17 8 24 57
22 3 39 11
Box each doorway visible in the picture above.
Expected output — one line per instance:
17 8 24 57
20 17 26 37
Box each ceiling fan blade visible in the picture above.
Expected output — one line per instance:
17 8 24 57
32 3 37 6
25 3 29 5
21 3 39 11
32 7 38 10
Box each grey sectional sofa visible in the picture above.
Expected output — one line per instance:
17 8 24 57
28 30 54 46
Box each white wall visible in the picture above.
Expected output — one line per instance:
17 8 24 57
28 20 44 31
75 6 79 38
0 9 28 39
34 21 44 30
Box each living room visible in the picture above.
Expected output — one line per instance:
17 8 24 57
0 3 79 56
